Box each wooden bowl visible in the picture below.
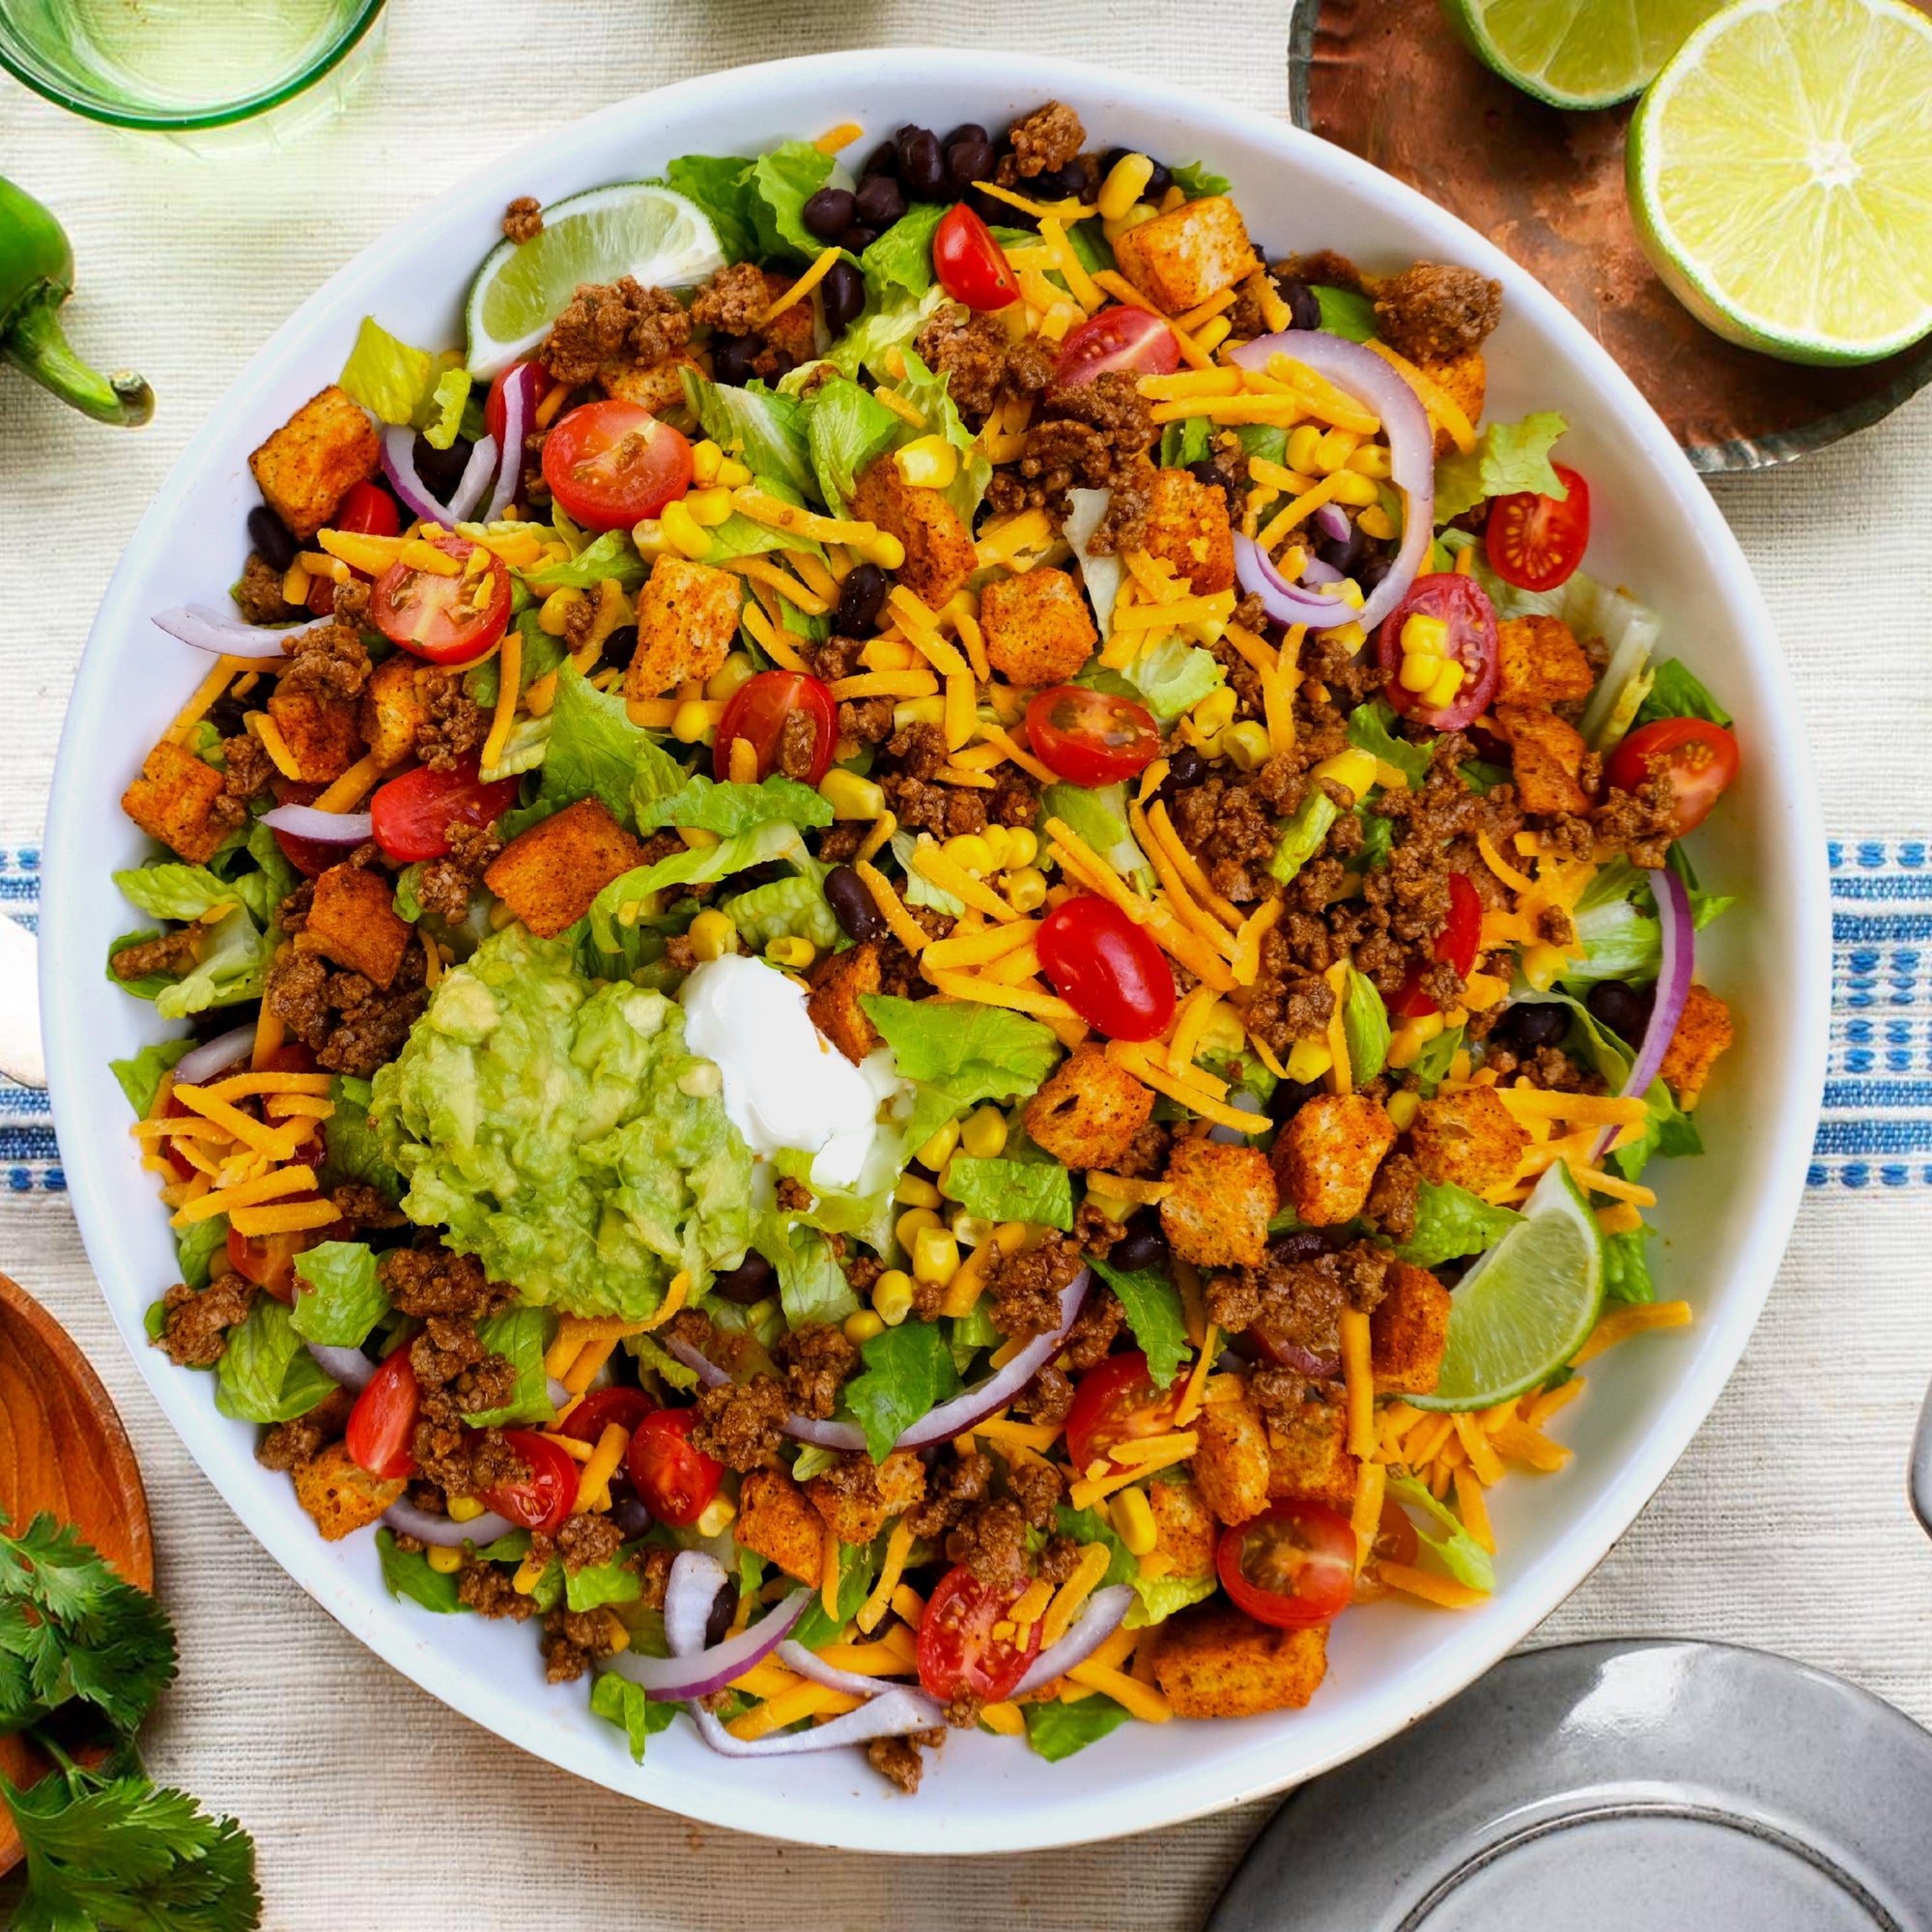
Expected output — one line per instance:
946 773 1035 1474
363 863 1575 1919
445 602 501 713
0 1272 153 1878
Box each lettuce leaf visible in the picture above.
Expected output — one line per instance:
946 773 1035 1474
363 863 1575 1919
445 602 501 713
748 140 839 263
1269 789 1339 886
1170 160 1232 199
154 907 270 1021
1119 635 1225 724
1342 968 1390 1085
860 995 1060 1109
1412 1023 1464 1097
842 1321 960 1462
893 348 992 525
1396 1180 1520 1268
109 1037 190 1118
802 375 902 517
1024 1693 1132 1761
1634 658 1733 729
518 527 647 593
583 818 805 958
722 869 838 952
240 814 300 927
1346 696 1434 786
504 663 652 834
176 1215 228 1292
338 316 435 425
1042 781 1153 892
321 1075 403 1204
1384 1472 1494 1592
1088 1255 1190 1387
289 1240 388 1349
214 1299 338 1424
664 155 760 263
112 863 241 923
1434 412 1569 523
862 204 950 300
821 285 947 384
680 366 816 502
1605 1222 1657 1305
755 1212 859 1328
945 1155 1073 1232
377 1527 465 1614
422 367 472 450
462 1307 555 1428
636 772 832 836
1314 284 1376 342
589 1672 678 1761
788 1532 887 1648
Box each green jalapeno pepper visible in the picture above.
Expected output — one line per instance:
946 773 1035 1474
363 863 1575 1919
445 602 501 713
1 174 153 426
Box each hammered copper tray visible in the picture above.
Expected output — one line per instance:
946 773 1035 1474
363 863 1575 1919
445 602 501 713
1289 0 1932 470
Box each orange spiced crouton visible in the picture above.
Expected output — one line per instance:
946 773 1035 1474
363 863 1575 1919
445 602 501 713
1144 466 1235 595
121 739 230 864
1496 613 1595 707
1150 1602 1328 1718
804 1449 926 1547
1273 1093 1398 1226
604 355 704 413
1420 351 1487 458
851 455 978 609
1159 1139 1276 1268
293 1440 406 1541
266 687 363 782
1371 1260 1452 1396
1264 1389 1358 1512
1146 1477 1217 1580
1112 196 1257 313
980 567 1098 687
1023 1046 1155 1171
735 1467 828 1583
1495 702 1593 816
1410 1087 1530 1198
299 863 412 988
1191 1393 1272 1525
807 942 881 1065
625 556 745 699
248 384 382 541
1659 983 1734 1106
482 797 646 938
359 655 436 768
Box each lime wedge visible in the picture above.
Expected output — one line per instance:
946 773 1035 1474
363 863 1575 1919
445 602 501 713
465 183 727 380
1409 1162 1605 1412
1629 0 1932 365
1443 0 1723 109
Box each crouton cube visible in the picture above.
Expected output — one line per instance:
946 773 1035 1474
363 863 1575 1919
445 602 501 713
603 354 703 413
1496 613 1595 707
1143 466 1236 596
121 739 230 864
359 655 434 769
267 687 363 782
1192 1394 1272 1525
1264 1391 1358 1512
1147 1477 1217 1579
1149 1601 1328 1718
1422 351 1487 459
625 556 745 700
807 942 881 1066
482 796 646 938
1371 1260 1452 1396
292 1439 406 1542
299 862 412 988
1023 1046 1155 1171
1494 702 1593 816
1159 1140 1276 1268
1410 1087 1530 1198
735 1467 828 1583
851 455 978 610
758 270 818 364
248 384 383 542
805 1450 926 1546
1112 196 1258 315
1272 1093 1398 1227
980 566 1099 688
1659 983 1734 1106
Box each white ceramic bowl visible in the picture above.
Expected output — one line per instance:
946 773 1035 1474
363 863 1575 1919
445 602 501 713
42 49 1830 1854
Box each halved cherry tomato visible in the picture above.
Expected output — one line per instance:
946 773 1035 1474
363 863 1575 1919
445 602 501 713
1025 685 1160 787
1350 1496 1421 1605
1605 717 1740 837
916 1565 1043 1704
1486 463 1589 594
370 757 521 863
1051 305 1180 386
542 399 693 530
1064 1350 1182 1472
1216 1500 1357 1628
554 1386 658 1447
346 1348 421 1480
371 535 511 666
481 1429 580 1537
1390 871 1484 1019
932 203 1020 312
485 361 554 443
1377 572 1499 733
1037 895 1176 1042
625 1407 722 1528
712 669 837 785
307 480 401 614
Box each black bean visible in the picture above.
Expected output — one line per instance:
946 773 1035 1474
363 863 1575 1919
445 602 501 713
713 1250 776 1305
836 560 890 635
611 1494 654 1539
946 137 996 198
1033 160 1088 199
942 123 989 150
827 864 888 943
854 172 906 231
1357 554 1393 593
1267 1076 1322 1123
1315 523 1365 576
704 1586 736 1648
1267 1229 1336 1264
861 141 899 180
968 186 1016 228
596 624 638 676
802 186 857 241
1108 1215 1171 1274
711 335 759 385
412 432 474 497
897 127 948 199
821 260 866 334
1587 980 1655 1046
246 503 298 574
1153 744 1208 810
838 225 879 254
1493 1000 1570 1052
1271 272 1321 332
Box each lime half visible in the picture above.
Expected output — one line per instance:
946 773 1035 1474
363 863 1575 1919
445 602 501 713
1629 0 1932 365
1410 1162 1605 1412
1443 0 1724 109
466 182 727 379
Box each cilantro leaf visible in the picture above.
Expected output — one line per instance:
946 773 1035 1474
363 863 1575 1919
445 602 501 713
1434 412 1569 522
1088 1257 1190 1388
840 1322 960 1463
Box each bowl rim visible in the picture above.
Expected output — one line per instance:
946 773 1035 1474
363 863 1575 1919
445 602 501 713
40 47 1831 1854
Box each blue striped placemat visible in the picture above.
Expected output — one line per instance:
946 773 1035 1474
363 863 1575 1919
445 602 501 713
4 843 1922 1197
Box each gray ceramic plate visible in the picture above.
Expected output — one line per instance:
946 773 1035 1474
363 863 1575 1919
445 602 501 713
1208 1639 1932 1930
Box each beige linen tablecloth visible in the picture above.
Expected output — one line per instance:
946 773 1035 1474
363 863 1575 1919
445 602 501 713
2 5 1928 1924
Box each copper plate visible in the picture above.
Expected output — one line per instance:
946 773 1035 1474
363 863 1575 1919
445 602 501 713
1289 0 1932 470
0 1272 154 1878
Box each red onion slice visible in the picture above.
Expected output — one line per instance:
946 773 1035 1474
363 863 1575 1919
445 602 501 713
1228 330 1435 635
1008 1583 1135 1698
775 1639 896 1699
258 803 374 843
484 364 538 522
664 1548 728 1656
171 1024 255 1086
153 604 331 659
688 1685 946 1758
1235 536 1361 631
1313 501 1352 544
1591 866 1694 1162
1301 556 1346 586
610 1585 811 1699
381 1499 516 1547
306 1342 377 1393
383 423 500 527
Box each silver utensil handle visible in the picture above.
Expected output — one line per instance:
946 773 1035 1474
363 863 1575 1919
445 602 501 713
1915 1383 1932 1540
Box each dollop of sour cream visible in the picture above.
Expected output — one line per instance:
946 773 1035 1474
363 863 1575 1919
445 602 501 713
678 954 899 1189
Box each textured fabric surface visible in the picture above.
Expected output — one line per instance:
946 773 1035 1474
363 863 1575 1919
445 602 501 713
2 7 1930 1926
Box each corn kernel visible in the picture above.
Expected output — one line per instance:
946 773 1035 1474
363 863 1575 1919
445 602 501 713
425 1544 465 1575
446 1494 484 1523
872 1269 916 1326
1286 1037 1333 1083
916 1118 961 1171
715 455 753 488
1086 1188 1132 1225
1116 1486 1158 1555
767 935 816 970
633 518 674 559
1201 1004 1247 1055
660 497 712 559
980 824 1013 869
935 1152 963 1201
843 1309 886 1345
1425 660 1465 710
819 767 886 819
1100 202 1156 246
913 1227 960 1287
1402 613 1448 658
894 696 946 729
537 586 584 637
1310 747 1377 801
1097 152 1155 221
1191 687 1237 736
1314 428 1358 473
1004 827 1038 867
1328 618 1367 648
671 698 715 744
895 435 959 491
858 529 906 571
895 1174 943 1210
959 1105 1009 1160
706 652 757 702
1357 505 1396 541
943 832 995 875
676 827 721 851
1287 424 1325 473
689 908 739 962
691 439 724 487
1521 942 1569 991
1399 652 1439 693
895 1207 941 1250
683 486 735 528
1348 442 1393 480
695 1494 737 1538
1222 720 1272 771
1005 866 1048 912
1328 470 1381 507
950 1211 995 1247
1386 1089 1420 1131
1409 1010 1447 1043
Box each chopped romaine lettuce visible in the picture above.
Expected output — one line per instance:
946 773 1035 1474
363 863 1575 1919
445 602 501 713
518 528 647 593
288 1241 388 1350
802 374 902 516
1119 635 1224 724
1170 160 1232 199
1342 968 1390 1084
894 347 991 524
589 1672 677 1761
679 365 816 502
1434 412 1568 523
860 995 1060 1110
1384 1473 1494 1592
861 202 949 300
945 1155 1073 1232
823 285 949 384
214 1300 338 1424
1397 1179 1521 1268
1313 284 1375 342
154 906 270 1021
422 367 471 450
663 155 760 263
637 772 831 837
842 1321 960 1463
112 863 240 923
748 140 840 262
1347 696 1434 786
1088 1255 1190 1387
108 1037 190 1118
1269 789 1339 885
1024 1693 1132 1761
1634 658 1734 729
338 315 436 425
